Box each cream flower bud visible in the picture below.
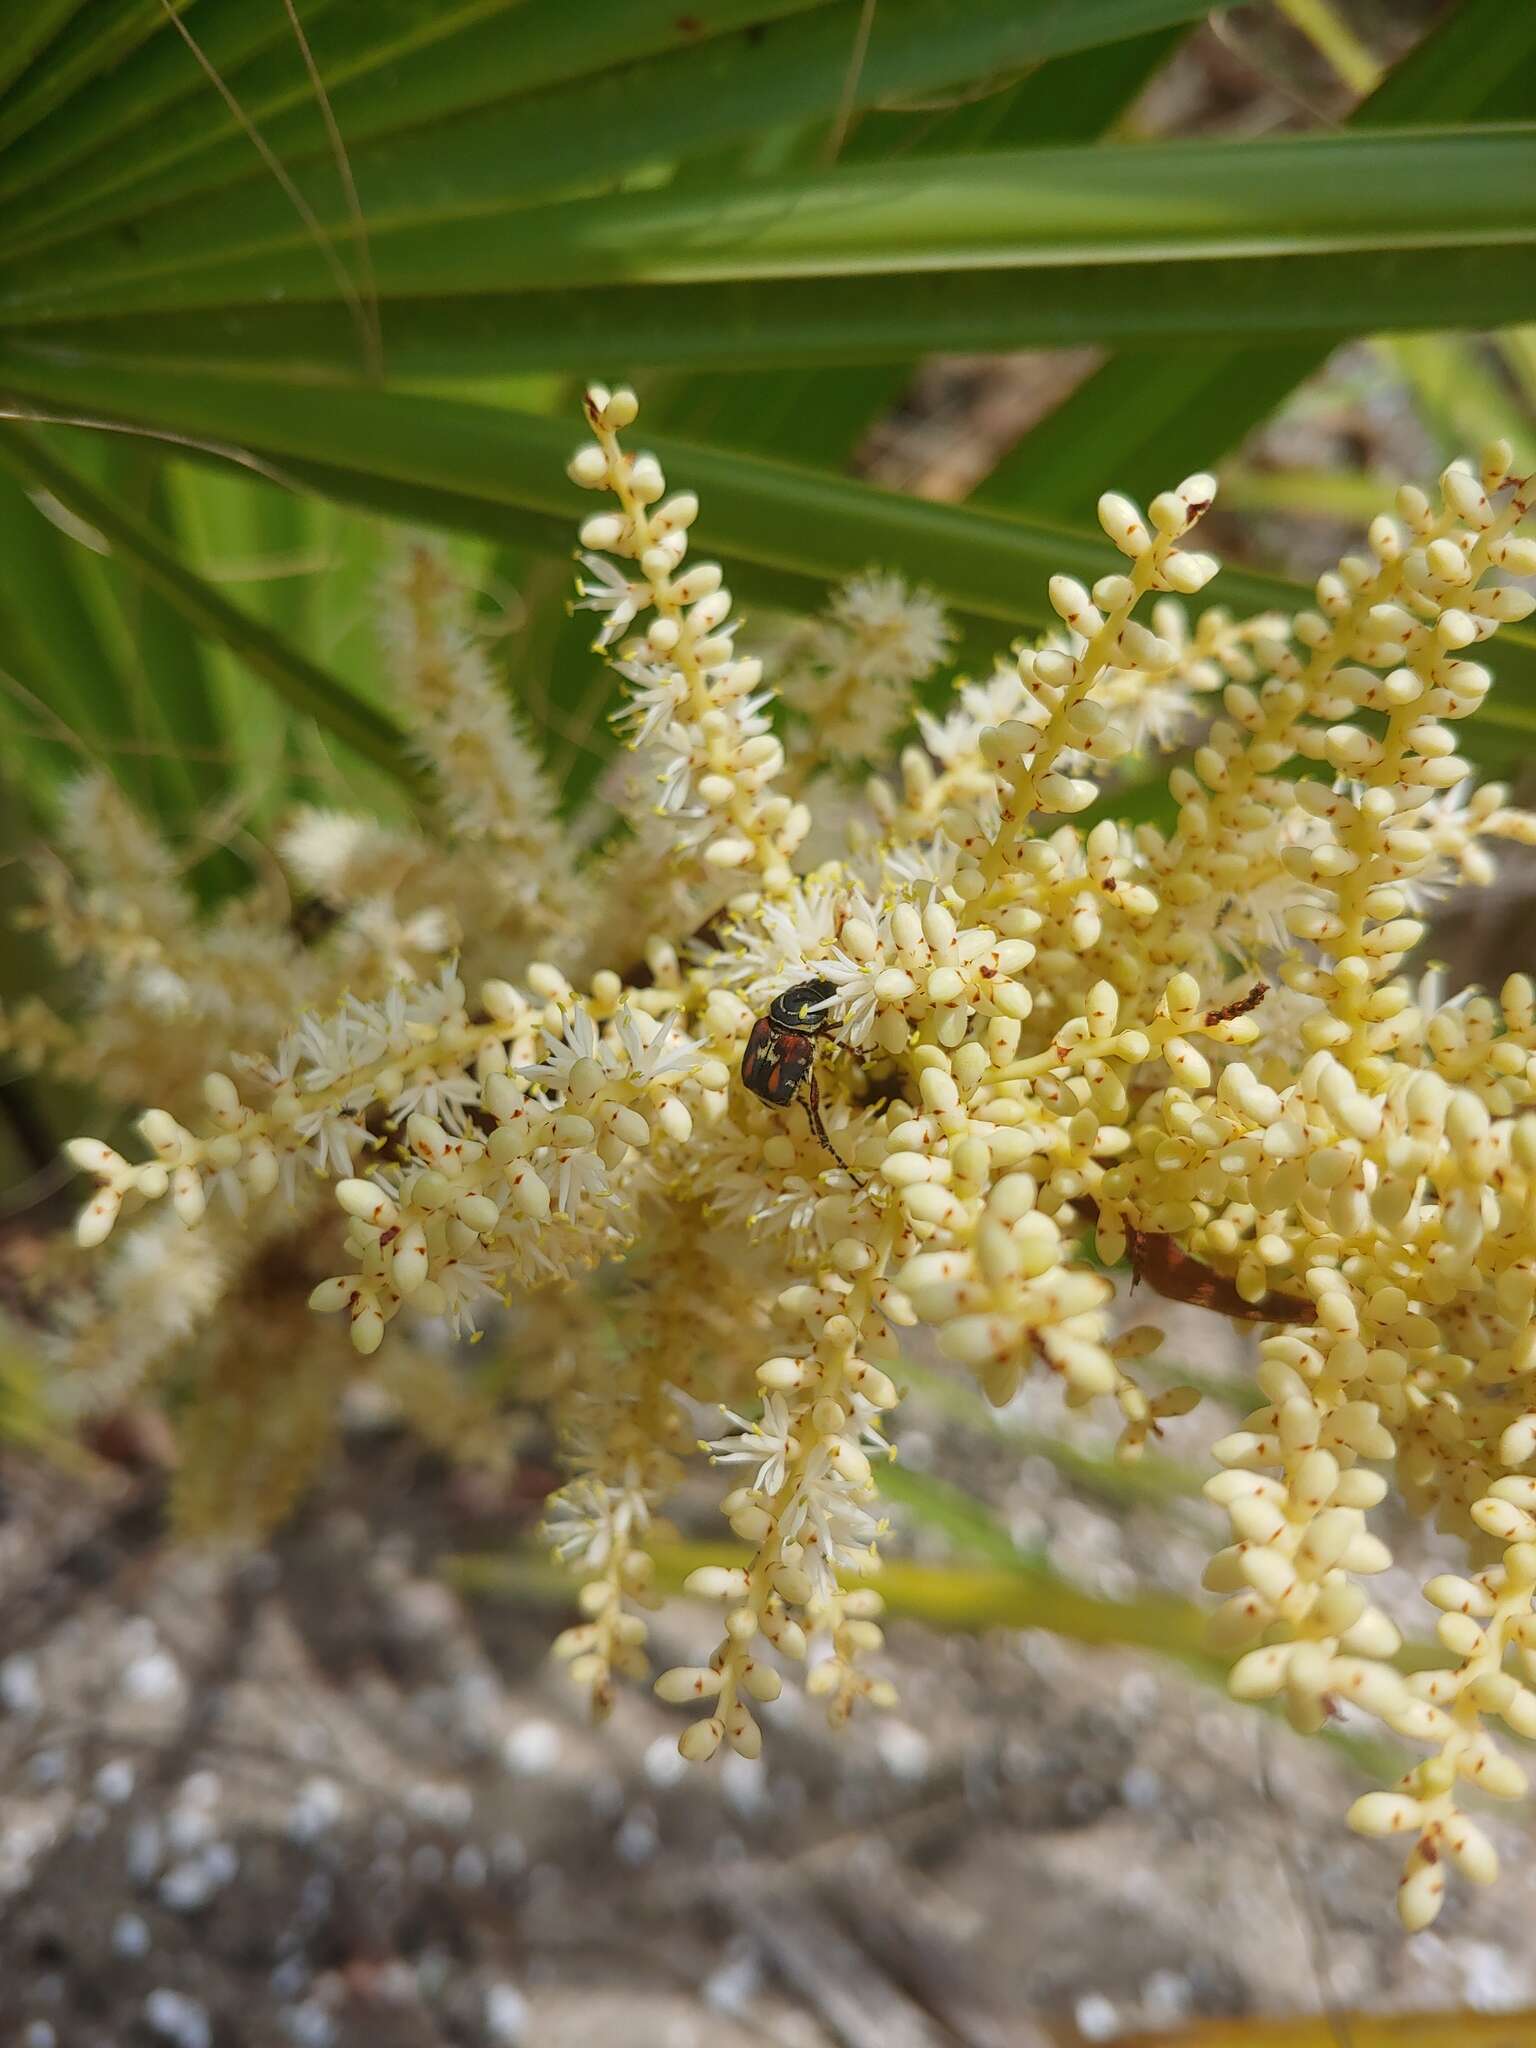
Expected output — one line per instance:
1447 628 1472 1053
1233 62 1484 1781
704 837 754 868
66 1137 127 1180
567 444 607 487
454 1192 500 1233
506 1168 550 1220
338 1179 398 1228
684 1567 750 1601
202 1072 241 1121
655 1667 724 1703
1446 1817 1499 1886
138 1108 190 1162
171 1165 206 1226
1473 1496 1536 1545
678 1717 723 1762
600 387 639 430
1440 462 1491 526
579 513 625 550
76 1186 123 1248
349 1303 385 1355
628 455 665 503
1162 550 1219 593
1034 649 1077 689
391 1225 429 1295
1348 1792 1422 1837
1097 492 1150 556
651 491 698 535
1048 576 1099 630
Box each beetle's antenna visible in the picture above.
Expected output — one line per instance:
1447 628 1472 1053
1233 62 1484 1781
803 1071 865 1188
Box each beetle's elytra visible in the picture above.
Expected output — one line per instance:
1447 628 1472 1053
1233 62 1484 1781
740 980 860 1182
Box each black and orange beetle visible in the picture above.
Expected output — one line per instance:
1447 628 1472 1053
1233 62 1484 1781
741 979 862 1183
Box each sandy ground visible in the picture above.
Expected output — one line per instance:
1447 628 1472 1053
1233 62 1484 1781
3 1389 1535 2048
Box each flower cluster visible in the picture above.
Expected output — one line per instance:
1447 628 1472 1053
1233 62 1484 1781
34 383 1536 1928
772 568 953 776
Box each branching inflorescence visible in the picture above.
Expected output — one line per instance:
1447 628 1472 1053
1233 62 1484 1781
33 383 1536 1927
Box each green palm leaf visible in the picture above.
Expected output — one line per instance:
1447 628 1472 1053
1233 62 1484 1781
0 423 423 792
7 128 1533 364
976 0 1536 514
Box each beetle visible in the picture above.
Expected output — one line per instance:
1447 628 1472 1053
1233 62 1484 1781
741 978 862 1183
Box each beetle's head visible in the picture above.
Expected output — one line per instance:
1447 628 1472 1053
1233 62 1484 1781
769 979 839 1032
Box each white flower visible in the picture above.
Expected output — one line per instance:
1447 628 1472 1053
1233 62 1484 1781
280 808 374 895
813 931 901 1049
613 1007 699 1086
524 1007 601 1091
703 1394 796 1497
1413 961 1473 1020
525 1006 699 1099
270 997 394 1097
1089 670 1200 756
544 1476 647 1572
1407 779 1505 904
707 1156 819 1237
828 571 952 688
290 1102 369 1180
135 962 194 1018
1213 873 1304 968
574 553 645 647
917 666 1029 767
779 1451 883 1594
406 963 469 1035
433 1251 504 1334
387 1063 482 1133
613 657 689 747
879 835 960 895
551 1143 611 1217
730 877 846 1005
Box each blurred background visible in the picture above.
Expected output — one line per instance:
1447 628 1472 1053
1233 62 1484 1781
2 1 1536 2042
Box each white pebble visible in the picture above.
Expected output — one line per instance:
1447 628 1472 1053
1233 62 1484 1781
614 1810 659 1866
159 1858 220 1913
282 2001 336 2048
721 1751 770 1819
165 1804 215 1855
642 1734 690 1791
287 1777 344 1843
96 1759 136 1805
144 1989 212 2048
74 1800 107 1842
501 1720 561 1776
113 1913 151 1959
123 1650 183 1706
1076 1992 1120 2042
874 1721 931 1783
0 1656 42 1718
485 1981 530 2045
406 1781 473 1829
1142 1969 1193 2024
127 1819 163 1884
703 1943 763 2016
1120 1766 1163 1811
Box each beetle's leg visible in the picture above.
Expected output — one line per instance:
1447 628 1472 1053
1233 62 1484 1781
802 1064 863 1186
